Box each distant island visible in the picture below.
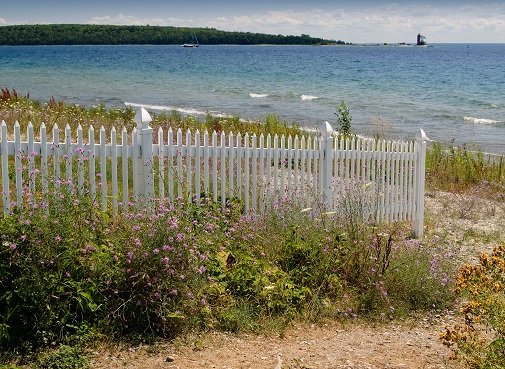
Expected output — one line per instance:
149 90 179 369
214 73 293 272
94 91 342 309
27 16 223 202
0 24 343 46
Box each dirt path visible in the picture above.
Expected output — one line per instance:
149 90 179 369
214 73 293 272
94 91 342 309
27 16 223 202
90 191 505 369
90 317 457 369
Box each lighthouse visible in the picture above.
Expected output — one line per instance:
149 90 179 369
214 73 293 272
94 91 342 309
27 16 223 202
417 33 427 46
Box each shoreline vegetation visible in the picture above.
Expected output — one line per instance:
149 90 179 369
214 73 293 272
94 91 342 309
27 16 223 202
0 24 343 46
1 92 504 368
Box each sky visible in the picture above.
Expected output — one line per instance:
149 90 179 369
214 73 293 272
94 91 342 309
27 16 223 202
1 0 504 43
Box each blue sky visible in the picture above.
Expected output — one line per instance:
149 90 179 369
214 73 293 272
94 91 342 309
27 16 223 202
1 1 504 43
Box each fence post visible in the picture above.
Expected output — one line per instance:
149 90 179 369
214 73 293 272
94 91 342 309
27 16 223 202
134 108 154 202
413 129 427 238
320 121 334 209
1 121 10 214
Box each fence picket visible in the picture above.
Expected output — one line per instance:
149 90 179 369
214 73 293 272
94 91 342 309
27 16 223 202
111 126 118 211
212 131 218 203
167 128 174 200
158 127 165 199
251 134 257 211
204 130 210 195
220 131 226 207
14 122 22 208
100 126 107 211
259 134 265 212
65 124 72 184
52 124 60 193
237 132 242 200
195 130 201 204
27 122 35 196
176 129 183 199
244 133 250 212
121 127 128 208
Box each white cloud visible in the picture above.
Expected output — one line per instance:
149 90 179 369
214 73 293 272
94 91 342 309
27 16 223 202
207 3 505 43
85 3 505 43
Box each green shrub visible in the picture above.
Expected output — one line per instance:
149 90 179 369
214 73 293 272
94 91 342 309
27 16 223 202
36 345 88 369
0 192 111 350
335 101 352 135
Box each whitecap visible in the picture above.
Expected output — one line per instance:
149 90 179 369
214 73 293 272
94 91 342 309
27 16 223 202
249 93 269 98
463 116 503 125
125 102 233 118
301 95 319 101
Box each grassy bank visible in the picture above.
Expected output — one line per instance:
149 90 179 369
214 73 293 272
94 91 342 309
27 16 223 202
1 92 504 368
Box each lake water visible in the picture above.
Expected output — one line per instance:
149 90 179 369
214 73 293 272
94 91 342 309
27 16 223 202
1 44 504 153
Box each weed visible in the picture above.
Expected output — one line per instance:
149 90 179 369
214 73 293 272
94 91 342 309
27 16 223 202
440 245 505 368
35 345 89 369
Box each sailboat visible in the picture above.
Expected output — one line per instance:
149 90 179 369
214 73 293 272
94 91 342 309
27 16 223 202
182 32 199 47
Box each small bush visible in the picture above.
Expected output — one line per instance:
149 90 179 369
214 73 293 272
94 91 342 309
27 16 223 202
440 245 505 368
335 101 352 135
36 345 88 369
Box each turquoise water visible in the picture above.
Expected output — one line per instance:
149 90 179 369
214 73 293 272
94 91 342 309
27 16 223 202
1 44 504 153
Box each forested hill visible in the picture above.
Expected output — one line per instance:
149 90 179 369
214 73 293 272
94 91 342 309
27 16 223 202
0 24 342 45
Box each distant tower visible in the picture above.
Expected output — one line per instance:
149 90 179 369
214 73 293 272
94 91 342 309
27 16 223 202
417 33 427 46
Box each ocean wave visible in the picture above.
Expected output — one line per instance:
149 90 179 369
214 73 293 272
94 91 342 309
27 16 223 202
301 95 319 101
463 116 504 125
249 93 269 98
124 102 232 118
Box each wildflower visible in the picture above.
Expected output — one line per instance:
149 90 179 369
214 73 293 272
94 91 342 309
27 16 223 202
162 244 174 252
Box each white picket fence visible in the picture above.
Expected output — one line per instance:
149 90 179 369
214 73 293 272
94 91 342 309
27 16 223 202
0 108 427 237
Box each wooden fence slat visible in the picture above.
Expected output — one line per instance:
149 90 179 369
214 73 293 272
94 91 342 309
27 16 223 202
244 133 250 212
14 122 22 208
212 131 218 203
65 124 72 184
111 126 118 211
100 126 107 211
89 125 96 201
158 127 165 199
1 121 9 214
220 131 226 207
52 124 60 193
195 130 201 204
121 127 128 208
27 122 35 197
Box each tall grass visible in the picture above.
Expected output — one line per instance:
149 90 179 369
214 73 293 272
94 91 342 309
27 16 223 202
0 89 303 140
426 142 505 195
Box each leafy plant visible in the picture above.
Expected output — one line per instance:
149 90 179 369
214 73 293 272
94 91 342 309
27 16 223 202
440 245 505 368
36 345 89 369
335 101 352 135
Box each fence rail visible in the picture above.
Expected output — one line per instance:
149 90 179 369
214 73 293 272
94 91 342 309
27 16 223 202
0 108 427 237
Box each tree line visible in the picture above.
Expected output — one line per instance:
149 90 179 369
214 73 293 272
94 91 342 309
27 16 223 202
0 24 343 45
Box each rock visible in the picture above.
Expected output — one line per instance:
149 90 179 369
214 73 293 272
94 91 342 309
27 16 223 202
165 356 175 362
